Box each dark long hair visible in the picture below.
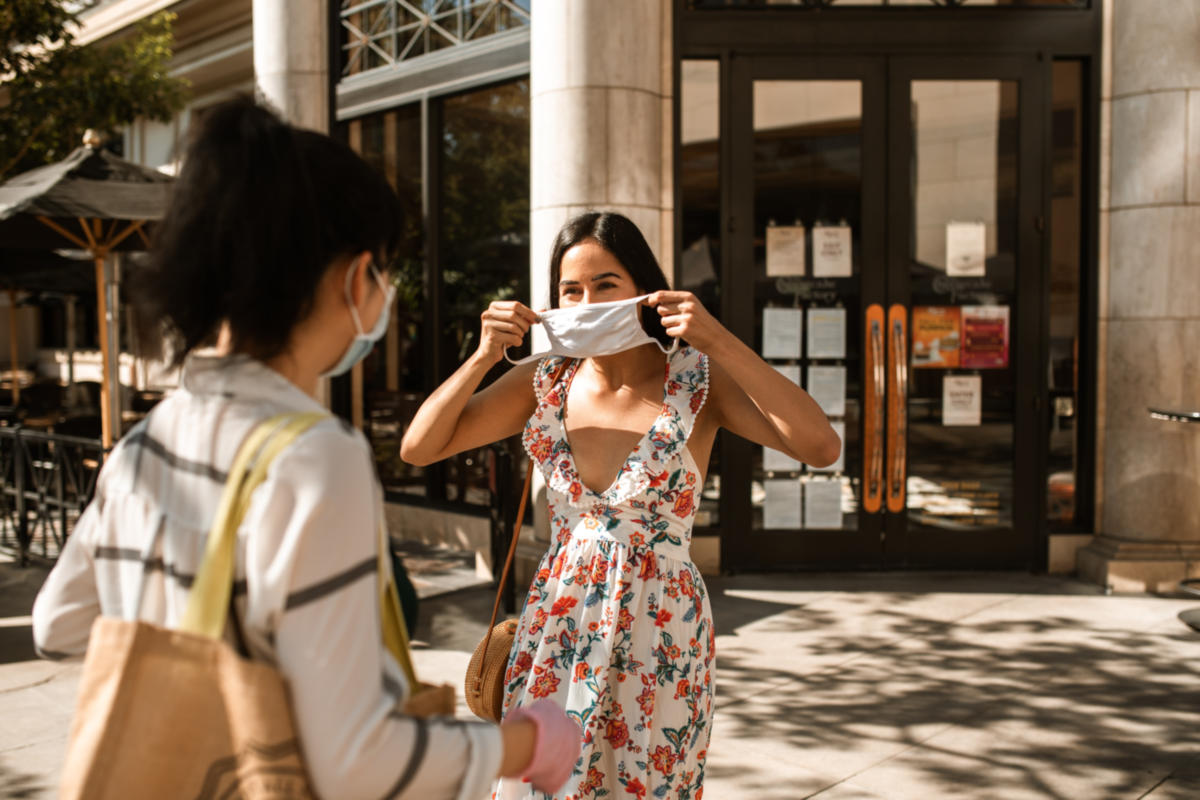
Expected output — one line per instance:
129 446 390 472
134 95 402 366
547 211 672 344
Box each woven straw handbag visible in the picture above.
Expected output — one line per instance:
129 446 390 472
465 359 569 721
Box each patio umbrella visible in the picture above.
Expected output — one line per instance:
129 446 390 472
0 132 171 448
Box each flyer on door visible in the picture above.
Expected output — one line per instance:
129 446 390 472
960 305 1009 369
912 306 961 368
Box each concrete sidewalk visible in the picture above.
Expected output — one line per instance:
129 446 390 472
2 557 1198 798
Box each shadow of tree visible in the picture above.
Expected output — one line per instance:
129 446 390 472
0 763 46 799
705 575 1200 799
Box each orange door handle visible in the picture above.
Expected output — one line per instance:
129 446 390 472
863 305 885 514
886 304 908 513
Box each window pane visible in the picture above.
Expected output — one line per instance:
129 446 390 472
1047 60 1084 531
751 80 864 533
680 59 722 528
906 79 1019 533
689 1 1088 7
348 105 428 499
440 78 531 505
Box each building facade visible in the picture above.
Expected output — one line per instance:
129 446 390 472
66 0 1199 589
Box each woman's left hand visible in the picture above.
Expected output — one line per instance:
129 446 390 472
646 291 731 354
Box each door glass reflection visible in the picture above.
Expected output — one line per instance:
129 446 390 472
751 80 863 532
907 80 1018 532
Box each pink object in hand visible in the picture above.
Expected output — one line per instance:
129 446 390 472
507 699 583 793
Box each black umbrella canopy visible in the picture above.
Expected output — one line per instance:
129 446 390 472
0 142 172 252
0 249 95 295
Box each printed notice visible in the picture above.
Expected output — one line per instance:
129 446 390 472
807 308 847 359
762 308 804 359
943 375 982 426
774 364 801 385
766 225 806 277
912 306 962 369
763 446 801 473
812 225 853 278
763 479 803 529
806 365 846 417
804 480 844 529
961 305 1010 369
946 221 987 276
809 421 846 473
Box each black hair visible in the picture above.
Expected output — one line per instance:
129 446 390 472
547 211 672 345
134 94 402 366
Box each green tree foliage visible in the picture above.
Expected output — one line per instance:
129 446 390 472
0 1 189 179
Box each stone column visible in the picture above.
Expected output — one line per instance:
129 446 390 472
1078 0 1200 592
253 0 329 133
253 0 331 407
523 0 674 578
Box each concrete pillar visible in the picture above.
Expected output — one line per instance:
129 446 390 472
529 0 674 309
253 0 329 133
524 0 675 577
253 0 332 407
1078 0 1200 592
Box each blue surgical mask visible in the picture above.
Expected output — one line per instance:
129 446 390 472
323 264 395 378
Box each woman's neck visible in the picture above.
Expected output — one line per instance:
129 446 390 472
584 344 665 392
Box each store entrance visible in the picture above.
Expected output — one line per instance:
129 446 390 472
723 55 1046 571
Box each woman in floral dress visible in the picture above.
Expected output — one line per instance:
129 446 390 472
402 212 841 799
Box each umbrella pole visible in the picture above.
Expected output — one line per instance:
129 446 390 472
6 289 18 407
94 252 112 449
66 297 76 391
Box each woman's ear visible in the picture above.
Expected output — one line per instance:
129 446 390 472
346 251 374 309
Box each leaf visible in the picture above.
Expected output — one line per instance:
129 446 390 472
683 605 696 623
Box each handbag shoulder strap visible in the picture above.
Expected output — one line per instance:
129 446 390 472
180 412 328 640
474 358 573 689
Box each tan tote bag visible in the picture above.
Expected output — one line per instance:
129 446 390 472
59 412 451 800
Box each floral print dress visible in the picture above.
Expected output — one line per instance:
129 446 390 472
494 346 715 800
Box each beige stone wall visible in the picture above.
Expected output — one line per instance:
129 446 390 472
1081 0 1200 591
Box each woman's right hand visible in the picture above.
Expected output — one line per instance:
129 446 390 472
477 301 539 365
500 699 583 793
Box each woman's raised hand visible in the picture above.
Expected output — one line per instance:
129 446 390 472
647 290 732 355
478 300 539 365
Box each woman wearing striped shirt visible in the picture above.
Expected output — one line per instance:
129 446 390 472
31 97 579 800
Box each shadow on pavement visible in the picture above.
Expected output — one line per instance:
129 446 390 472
707 597 1200 799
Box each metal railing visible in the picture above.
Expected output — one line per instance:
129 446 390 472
0 426 106 565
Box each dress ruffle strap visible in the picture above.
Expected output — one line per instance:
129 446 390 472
522 348 709 509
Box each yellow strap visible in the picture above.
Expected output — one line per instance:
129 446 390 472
180 411 426 694
378 522 420 689
180 413 327 639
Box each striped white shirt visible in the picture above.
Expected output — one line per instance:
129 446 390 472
31 355 502 800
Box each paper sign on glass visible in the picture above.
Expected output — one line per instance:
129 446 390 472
812 225 852 278
961 305 1010 368
774 364 801 385
762 308 804 359
806 365 846 417
807 308 846 359
946 221 987 276
809 421 846 473
763 479 803 529
943 375 982 426
766 225 806 277
804 479 843 529
763 447 801 473
912 306 962 369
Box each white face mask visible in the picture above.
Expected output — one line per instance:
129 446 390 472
505 293 679 366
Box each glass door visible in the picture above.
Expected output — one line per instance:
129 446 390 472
884 57 1045 568
724 55 1044 571
725 56 888 570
